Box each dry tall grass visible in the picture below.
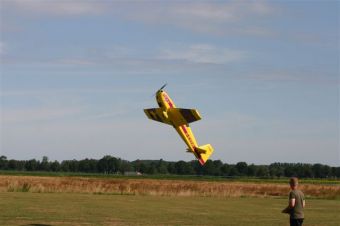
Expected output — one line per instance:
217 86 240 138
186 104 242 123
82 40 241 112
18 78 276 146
0 175 339 199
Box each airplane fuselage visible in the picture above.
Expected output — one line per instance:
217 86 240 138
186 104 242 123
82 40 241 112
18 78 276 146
156 90 204 165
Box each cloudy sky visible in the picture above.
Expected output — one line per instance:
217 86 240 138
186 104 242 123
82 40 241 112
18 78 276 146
0 0 339 166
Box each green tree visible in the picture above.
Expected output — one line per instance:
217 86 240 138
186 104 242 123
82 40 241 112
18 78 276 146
133 159 142 172
139 162 148 174
7 160 18 170
284 164 295 177
157 159 168 174
212 160 223 176
175 161 194 175
60 160 70 172
98 156 119 173
322 165 332 178
302 164 313 178
256 165 269 177
229 166 239 177
221 163 231 176
79 158 92 172
68 160 79 172
120 160 132 174
25 159 39 171
146 162 158 174
167 162 177 174
312 164 323 178
247 164 257 177
236 162 248 176
50 161 60 172
40 156 50 171
0 156 7 169
269 163 284 178
202 160 217 175
335 167 340 178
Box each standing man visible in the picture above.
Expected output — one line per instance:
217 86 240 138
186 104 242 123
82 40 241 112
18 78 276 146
282 177 305 226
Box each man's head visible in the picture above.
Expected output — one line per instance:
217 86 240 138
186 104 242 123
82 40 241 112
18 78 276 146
290 177 298 189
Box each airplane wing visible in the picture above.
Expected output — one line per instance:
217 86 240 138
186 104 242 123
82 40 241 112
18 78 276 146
169 108 201 125
144 108 172 125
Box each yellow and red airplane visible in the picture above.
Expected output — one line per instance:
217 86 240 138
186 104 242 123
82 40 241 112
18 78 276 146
144 84 214 165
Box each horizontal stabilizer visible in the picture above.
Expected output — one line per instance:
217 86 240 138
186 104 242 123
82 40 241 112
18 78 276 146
195 148 206 154
195 144 214 165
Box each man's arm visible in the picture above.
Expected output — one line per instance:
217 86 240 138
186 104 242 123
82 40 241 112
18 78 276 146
282 195 297 214
282 198 295 213
303 200 305 208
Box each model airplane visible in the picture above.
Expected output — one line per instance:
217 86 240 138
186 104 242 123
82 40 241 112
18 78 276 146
144 84 214 165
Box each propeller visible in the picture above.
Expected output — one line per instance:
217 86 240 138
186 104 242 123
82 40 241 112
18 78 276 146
157 83 167 92
152 83 167 97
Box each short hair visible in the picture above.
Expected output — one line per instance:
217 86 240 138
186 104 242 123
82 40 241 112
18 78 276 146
290 177 298 186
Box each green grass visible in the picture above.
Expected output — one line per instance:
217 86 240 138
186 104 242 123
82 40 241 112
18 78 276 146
0 192 339 226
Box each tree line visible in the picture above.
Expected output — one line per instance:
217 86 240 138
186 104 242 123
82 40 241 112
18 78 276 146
0 155 339 178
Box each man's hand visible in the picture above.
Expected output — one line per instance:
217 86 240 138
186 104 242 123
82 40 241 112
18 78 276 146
282 206 290 214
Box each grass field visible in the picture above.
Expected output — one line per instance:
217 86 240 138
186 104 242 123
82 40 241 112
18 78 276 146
0 192 339 226
0 174 339 225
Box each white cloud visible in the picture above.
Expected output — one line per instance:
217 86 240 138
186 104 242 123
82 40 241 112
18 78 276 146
119 1 276 36
173 1 273 22
159 44 247 64
4 1 276 36
11 43 247 66
5 0 275 19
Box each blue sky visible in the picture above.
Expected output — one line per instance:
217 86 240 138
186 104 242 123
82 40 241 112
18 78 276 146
0 0 339 166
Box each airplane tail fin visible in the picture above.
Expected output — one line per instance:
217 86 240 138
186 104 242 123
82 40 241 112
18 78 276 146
195 144 214 166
